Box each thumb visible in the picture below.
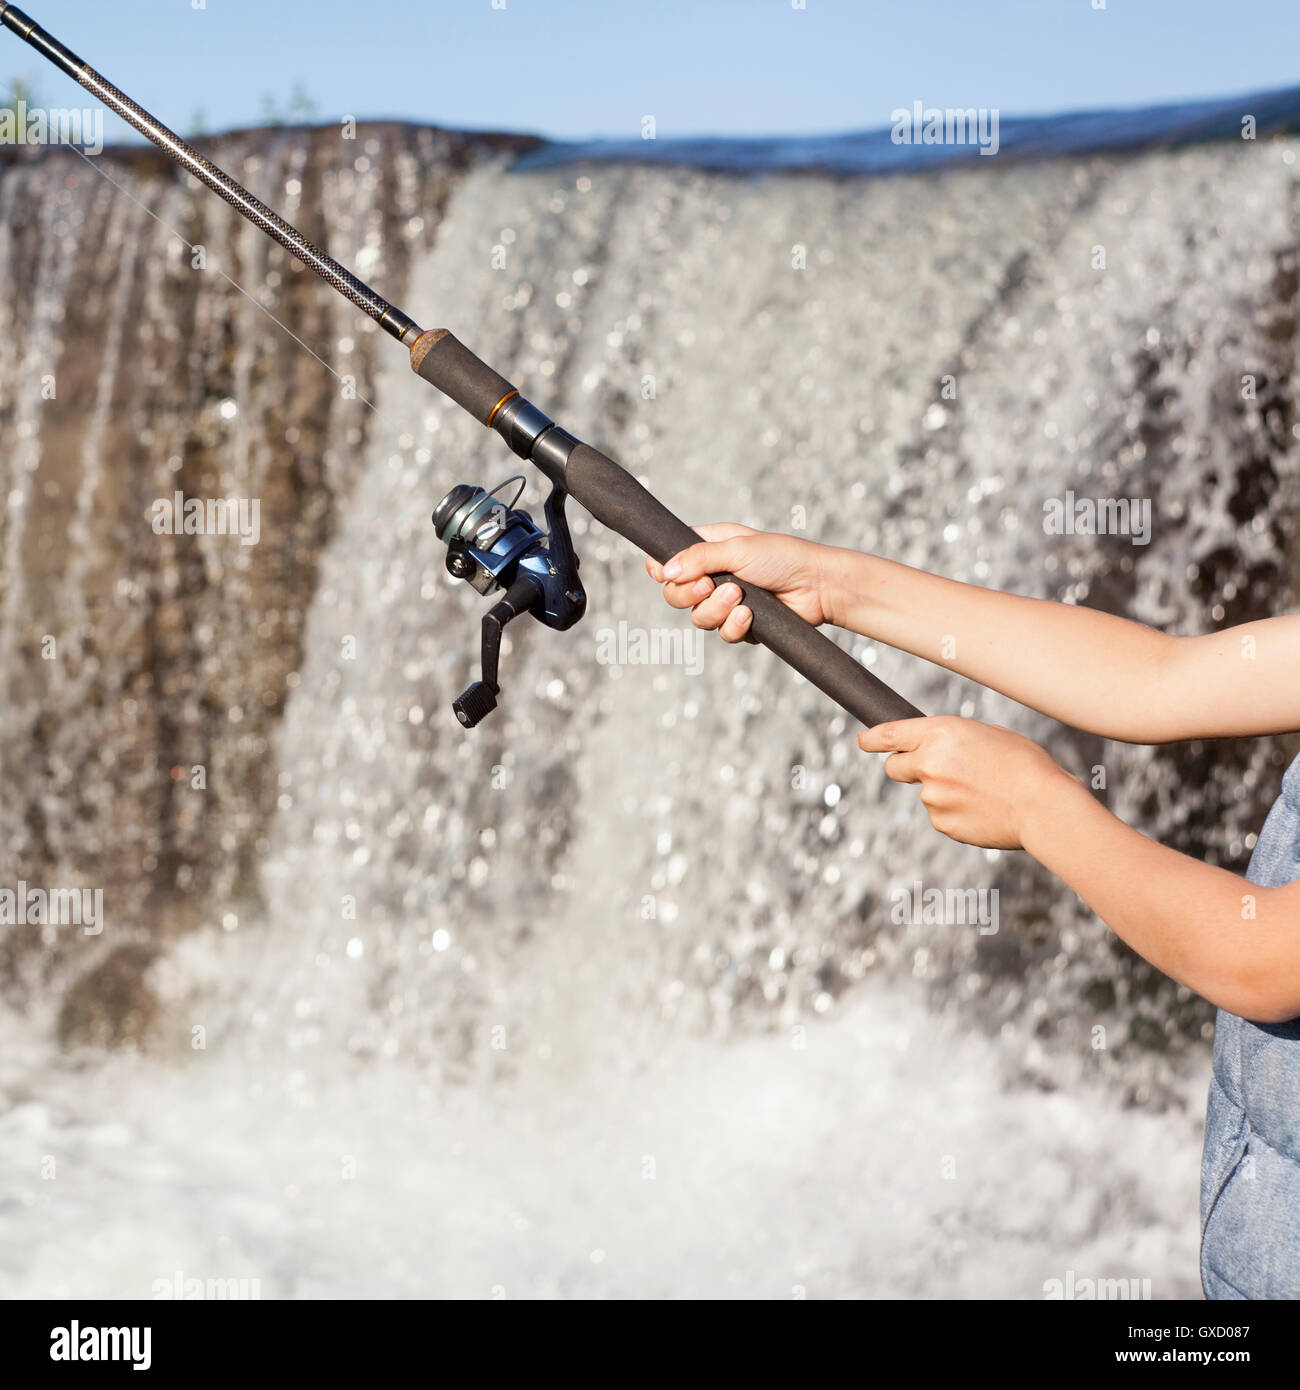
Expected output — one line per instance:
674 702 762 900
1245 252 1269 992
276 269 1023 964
858 718 929 754
691 522 755 543
662 536 752 583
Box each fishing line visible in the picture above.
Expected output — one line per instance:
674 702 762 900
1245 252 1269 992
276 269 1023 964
1 70 381 412
65 143 381 413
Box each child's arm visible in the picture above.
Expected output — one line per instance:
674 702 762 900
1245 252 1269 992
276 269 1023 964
650 529 1300 1021
860 716 1300 1025
652 529 1300 743
837 554 1300 742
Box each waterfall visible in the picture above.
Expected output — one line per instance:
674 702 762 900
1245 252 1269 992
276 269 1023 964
0 114 1296 1296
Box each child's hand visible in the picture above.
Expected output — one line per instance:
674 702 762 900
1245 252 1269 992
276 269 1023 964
858 716 1076 850
646 524 842 638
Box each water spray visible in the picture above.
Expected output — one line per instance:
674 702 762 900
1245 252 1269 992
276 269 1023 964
0 3 922 730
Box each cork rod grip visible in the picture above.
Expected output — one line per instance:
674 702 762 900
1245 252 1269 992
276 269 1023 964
411 329 517 423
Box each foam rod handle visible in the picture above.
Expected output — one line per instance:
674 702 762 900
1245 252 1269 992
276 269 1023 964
563 443 923 727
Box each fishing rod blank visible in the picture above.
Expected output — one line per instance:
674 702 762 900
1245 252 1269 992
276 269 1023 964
0 3 419 343
0 2 923 730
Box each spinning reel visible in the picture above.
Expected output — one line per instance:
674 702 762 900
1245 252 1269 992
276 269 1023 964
431 474 586 727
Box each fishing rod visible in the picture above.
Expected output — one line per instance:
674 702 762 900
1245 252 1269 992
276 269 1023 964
0 3 922 731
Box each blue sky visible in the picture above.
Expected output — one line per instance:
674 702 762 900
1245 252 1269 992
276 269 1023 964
7 0 1300 142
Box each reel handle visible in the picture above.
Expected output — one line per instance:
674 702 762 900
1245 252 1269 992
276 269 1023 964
453 575 541 728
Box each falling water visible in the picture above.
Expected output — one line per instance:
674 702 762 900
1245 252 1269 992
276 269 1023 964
0 106 1297 1297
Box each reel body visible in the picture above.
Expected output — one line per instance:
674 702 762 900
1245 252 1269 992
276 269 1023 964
432 476 585 727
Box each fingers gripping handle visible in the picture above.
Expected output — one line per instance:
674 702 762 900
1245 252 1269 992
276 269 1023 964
563 444 923 727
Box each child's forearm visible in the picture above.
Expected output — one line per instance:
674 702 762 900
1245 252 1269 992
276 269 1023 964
827 551 1180 741
1020 777 1300 1023
654 529 1300 739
